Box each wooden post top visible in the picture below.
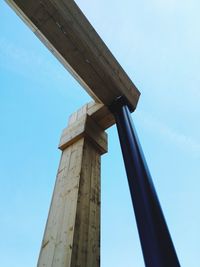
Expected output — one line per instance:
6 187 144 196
6 0 140 111
59 104 108 155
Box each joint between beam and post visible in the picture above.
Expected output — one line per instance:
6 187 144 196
109 95 134 114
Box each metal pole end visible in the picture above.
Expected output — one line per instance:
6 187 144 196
109 96 134 114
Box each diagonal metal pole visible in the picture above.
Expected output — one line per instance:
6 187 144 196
110 97 181 267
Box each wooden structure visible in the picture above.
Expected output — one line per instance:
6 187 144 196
38 106 107 267
6 1 140 267
6 0 140 110
6 1 182 266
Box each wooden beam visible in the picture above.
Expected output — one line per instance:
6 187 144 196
37 107 107 267
6 0 140 110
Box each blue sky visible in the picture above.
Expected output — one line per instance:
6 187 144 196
1 0 200 266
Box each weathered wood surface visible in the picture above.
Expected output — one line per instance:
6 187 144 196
37 109 107 267
6 0 140 110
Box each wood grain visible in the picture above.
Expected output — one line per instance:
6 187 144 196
37 109 107 267
6 0 140 110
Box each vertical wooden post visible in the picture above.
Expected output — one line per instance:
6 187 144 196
37 109 107 267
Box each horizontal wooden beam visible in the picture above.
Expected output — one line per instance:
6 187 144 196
6 0 140 110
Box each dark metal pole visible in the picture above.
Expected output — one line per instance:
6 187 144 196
110 97 180 267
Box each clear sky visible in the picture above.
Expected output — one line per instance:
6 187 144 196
1 0 200 266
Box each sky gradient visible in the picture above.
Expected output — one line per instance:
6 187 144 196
1 0 200 266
